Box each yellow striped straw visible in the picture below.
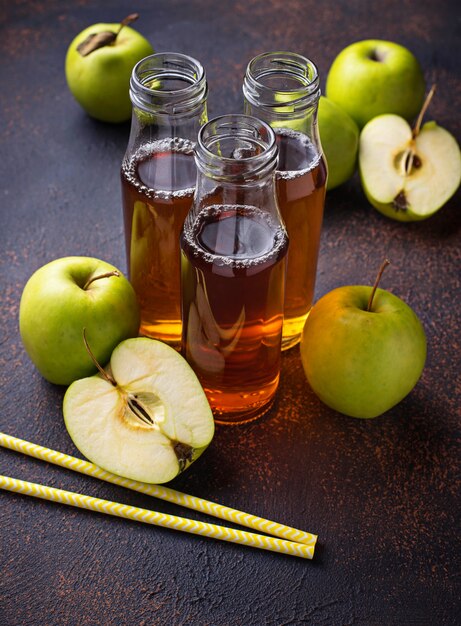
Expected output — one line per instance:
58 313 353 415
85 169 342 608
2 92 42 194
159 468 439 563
0 432 317 548
0 475 314 559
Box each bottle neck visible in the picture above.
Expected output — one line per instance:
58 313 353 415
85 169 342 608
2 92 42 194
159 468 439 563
195 114 278 184
243 51 321 141
188 114 283 230
126 52 208 150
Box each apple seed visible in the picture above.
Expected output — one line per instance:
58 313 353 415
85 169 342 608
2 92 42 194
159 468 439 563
127 395 155 426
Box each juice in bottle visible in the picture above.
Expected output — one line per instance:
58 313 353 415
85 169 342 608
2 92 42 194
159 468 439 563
121 138 196 343
121 52 208 347
274 128 327 345
180 114 287 424
243 52 327 349
181 204 287 423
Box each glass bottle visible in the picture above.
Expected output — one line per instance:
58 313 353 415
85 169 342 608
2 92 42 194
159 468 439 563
243 51 327 350
180 114 288 424
121 52 208 348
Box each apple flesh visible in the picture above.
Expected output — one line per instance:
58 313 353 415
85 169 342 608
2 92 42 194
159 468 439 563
65 16 153 123
326 40 426 129
19 257 140 385
63 337 215 484
359 115 461 221
318 96 359 190
300 286 426 418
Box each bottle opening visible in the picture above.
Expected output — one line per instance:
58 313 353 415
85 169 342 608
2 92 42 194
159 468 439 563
243 51 320 113
195 114 278 181
130 52 207 115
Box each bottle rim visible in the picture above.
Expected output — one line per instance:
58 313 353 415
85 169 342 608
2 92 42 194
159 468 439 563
130 52 207 115
195 114 278 181
243 51 320 115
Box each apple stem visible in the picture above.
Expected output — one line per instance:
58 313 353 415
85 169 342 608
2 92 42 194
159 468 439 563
401 85 437 177
413 84 436 138
83 271 120 291
77 14 140 57
82 328 117 386
367 259 391 312
116 13 139 39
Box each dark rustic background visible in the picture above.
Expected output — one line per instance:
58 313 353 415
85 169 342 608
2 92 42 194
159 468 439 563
1 1 460 625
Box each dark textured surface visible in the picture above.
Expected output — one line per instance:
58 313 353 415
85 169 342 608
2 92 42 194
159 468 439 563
1 1 460 625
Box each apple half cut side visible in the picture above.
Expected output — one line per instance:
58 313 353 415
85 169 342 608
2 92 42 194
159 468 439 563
63 337 215 484
359 115 461 221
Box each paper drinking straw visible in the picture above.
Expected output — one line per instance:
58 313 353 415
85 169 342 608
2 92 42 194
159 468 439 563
0 432 317 547
0 475 314 559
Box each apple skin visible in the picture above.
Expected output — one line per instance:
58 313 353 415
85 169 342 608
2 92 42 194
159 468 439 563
318 96 359 190
300 286 426 418
326 40 426 129
19 257 140 385
65 22 153 123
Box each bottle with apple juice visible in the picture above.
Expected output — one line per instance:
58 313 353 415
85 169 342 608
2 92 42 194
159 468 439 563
243 52 327 350
180 115 288 424
121 53 208 348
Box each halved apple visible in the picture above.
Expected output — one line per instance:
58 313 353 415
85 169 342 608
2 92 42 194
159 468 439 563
359 114 461 221
63 337 214 484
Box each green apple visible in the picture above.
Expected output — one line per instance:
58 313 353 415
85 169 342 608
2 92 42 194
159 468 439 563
359 114 461 221
65 14 153 123
63 337 215 484
326 40 426 129
318 96 359 190
300 272 426 418
19 257 140 385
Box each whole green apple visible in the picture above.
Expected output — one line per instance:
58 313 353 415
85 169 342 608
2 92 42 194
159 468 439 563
65 14 153 123
326 40 426 129
19 257 140 385
318 96 359 190
300 280 426 418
